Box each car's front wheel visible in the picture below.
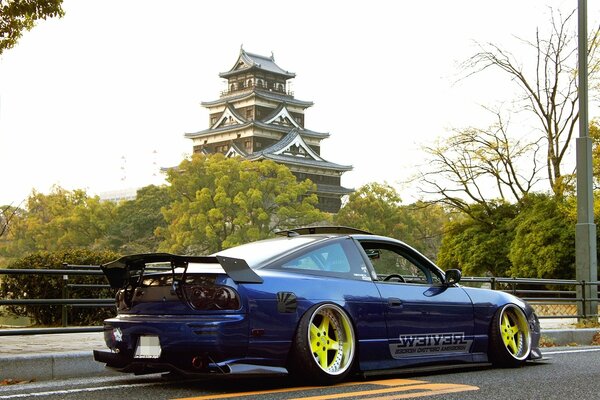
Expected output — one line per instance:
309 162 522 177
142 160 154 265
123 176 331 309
489 304 531 367
288 303 355 385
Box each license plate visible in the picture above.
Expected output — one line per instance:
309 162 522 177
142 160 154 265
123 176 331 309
134 335 161 359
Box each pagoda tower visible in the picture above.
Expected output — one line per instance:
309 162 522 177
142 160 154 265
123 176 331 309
185 48 352 213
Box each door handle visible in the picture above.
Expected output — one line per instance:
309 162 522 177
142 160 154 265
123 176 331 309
388 298 403 307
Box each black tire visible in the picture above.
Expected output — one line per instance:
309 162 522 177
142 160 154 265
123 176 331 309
488 304 531 367
288 303 356 385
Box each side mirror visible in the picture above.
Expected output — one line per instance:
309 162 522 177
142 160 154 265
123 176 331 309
444 269 462 285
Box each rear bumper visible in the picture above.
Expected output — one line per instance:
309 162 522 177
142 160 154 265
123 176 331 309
98 314 250 374
93 349 288 376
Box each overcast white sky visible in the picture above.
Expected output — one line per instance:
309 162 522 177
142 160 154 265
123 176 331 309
1 0 598 206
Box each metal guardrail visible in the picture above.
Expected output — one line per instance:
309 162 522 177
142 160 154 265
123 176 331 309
0 266 599 335
0 264 114 335
459 276 600 320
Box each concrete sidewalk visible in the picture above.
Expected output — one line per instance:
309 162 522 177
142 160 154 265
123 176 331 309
1 321 599 382
0 331 118 382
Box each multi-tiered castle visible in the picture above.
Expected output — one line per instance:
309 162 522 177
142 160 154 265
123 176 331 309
185 48 352 213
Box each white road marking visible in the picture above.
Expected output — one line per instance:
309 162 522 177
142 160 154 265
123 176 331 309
543 347 600 355
0 381 165 399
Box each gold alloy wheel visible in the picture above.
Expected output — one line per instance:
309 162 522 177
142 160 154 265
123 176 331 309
498 305 531 360
308 304 355 375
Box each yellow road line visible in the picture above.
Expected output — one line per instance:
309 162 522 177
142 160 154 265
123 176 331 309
289 382 479 400
172 379 424 400
362 384 480 399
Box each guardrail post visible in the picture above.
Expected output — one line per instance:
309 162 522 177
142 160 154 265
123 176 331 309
581 280 587 319
61 274 69 327
491 277 496 291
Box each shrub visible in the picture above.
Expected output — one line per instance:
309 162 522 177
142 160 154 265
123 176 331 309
0 249 119 326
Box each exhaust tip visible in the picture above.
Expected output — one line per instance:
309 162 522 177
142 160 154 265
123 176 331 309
191 356 204 369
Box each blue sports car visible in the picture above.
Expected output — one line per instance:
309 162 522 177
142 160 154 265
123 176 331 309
94 227 542 384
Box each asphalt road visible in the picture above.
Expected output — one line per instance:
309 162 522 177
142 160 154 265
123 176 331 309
1 347 599 400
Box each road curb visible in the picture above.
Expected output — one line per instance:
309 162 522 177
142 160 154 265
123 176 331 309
541 328 600 346
0 351 118 381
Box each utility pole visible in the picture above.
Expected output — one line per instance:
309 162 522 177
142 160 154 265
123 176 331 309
575 0 598 319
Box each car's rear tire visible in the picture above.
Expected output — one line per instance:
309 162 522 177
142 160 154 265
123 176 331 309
288 303 355 385
489 304 531 367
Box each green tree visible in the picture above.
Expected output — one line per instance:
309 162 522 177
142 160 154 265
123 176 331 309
436 202 518 277
334 183 449 260
334 183 402 236
102 185 170 253
396 201 449 261
0 203 22 239
508 194 575 279
0 186 116 259
0 248 118 326
157 154 328 254
0 0 64 54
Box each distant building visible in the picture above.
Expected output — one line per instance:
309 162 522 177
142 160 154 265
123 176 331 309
98 188 137 203
185 48 352 213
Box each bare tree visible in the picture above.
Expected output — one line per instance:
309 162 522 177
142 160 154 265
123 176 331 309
420 110 543 222
459 9 600 197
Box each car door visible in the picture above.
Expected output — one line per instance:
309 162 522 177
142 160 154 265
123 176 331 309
357 238 475 365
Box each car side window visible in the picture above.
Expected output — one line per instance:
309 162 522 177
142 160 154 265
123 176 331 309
272 238 371 280
361 242 443 285
281 242 353 272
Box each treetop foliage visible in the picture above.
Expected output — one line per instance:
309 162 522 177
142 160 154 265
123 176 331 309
157 154 328 255
334 183 449 261
0 0 64 54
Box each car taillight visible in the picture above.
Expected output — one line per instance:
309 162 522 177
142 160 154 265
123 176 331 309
183 284 241 311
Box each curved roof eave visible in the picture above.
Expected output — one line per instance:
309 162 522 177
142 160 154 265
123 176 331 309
252 120 329 139
201 90 313 108
184 122 252 138
248 153 353 172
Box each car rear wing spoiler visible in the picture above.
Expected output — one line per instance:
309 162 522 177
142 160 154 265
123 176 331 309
101 253 263 289
275 226 372 237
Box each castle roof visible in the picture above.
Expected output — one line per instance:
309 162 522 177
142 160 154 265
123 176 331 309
184 119 329 140
247 130 352 172
219 49 295 79
201 89 314 108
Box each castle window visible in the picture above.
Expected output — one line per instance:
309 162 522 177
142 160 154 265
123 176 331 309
246 109 253 119
245 140 251 150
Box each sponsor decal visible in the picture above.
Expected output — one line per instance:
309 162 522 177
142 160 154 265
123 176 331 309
389 332 472 359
